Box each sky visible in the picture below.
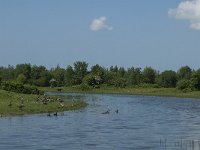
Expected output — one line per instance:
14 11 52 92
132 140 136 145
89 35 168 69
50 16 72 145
0 0 200 71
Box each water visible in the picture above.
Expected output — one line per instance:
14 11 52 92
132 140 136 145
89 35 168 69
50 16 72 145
1 92 200 150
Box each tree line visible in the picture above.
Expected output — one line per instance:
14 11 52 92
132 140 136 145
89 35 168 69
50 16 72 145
0 61 200 91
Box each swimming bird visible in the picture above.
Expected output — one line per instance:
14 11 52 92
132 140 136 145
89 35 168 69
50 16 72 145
101 109 110 114
115 109 119 114
53 112 58 116
47 112 51 117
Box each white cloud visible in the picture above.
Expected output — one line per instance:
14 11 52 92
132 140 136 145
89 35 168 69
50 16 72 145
90 16 113 31
168 0 200 30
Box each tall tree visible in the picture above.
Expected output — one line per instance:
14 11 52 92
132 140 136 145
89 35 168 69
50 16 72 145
15 64 31 80
50 65 65 86
73 61 88 85
177 66 192 80
143 67 156 84
126 67 143 86
190 69 200 90
158 70 177 88
65 65 75 86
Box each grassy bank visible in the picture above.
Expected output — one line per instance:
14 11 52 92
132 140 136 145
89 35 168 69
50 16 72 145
0 89 87 116
40 86 200 99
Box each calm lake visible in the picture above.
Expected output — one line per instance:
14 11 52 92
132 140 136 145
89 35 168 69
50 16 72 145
1 92 200 150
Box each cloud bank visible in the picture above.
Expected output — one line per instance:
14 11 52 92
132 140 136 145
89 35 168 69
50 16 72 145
168 0 200 30
90 17 113 31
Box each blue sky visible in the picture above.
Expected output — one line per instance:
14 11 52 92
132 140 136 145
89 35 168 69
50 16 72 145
0 0 200 71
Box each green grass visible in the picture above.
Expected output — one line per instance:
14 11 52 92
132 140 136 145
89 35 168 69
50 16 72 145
0 89 87 116
40 86 200 99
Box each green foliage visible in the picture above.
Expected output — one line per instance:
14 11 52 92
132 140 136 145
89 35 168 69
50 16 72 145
140 83 160 88
50 65 65 86
177 66 192 80
190 70 200 90
16 64 31 79
73 61 88 85
65 65 75 86
112 77 126 88
76 83 91 91
31 65 51 86
126 67 143 86
143 67 156 84
49 78 57 88
0 65 15 80
90 64 106 83
158 70 177 88
16 74 27 84
33 76 50 87
0 82 43 95
176 79 191 91
1 61 200 91
0 90 87 116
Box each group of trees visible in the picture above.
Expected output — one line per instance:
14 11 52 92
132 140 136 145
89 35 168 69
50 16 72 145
0 61 200 91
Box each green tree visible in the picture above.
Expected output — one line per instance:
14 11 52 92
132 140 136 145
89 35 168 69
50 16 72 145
118 67 126 77
15 64 31 80
73 61 88 85
126 67 143 86
177 66 192 80
82 74 101 88
190 69 200 90
177 79 191 91
90 64 106 84
65 65 75 86
16 74 27 84
0 65 15 81
49 78 57 87
31 65 51 86
158 70 177 88
50 65 65 86
143 67 156 84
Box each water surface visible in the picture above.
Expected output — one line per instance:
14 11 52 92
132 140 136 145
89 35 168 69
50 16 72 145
1 92 200 150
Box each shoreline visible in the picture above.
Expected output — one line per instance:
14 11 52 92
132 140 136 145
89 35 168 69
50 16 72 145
0 90 87 117
41 87 200 99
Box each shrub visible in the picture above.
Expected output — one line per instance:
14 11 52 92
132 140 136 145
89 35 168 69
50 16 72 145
75 83 91 91
177 79 191 91
0 81 43 95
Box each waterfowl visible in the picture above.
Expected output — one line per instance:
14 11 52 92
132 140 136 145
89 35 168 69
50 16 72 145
60 103 64 107
101 109 110 114
53 112 58 116
115 109 119 113
47 112 51 117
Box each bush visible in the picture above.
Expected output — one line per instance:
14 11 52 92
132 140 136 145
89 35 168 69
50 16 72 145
0 81 43 95
77 83 91 91
16 74 27 84
176 79 191 91
140 84 160 88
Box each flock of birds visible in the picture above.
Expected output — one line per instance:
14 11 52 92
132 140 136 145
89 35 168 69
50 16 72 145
5 94 119 117
47 111 65 117
101 109 119 114
47 109 119 117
